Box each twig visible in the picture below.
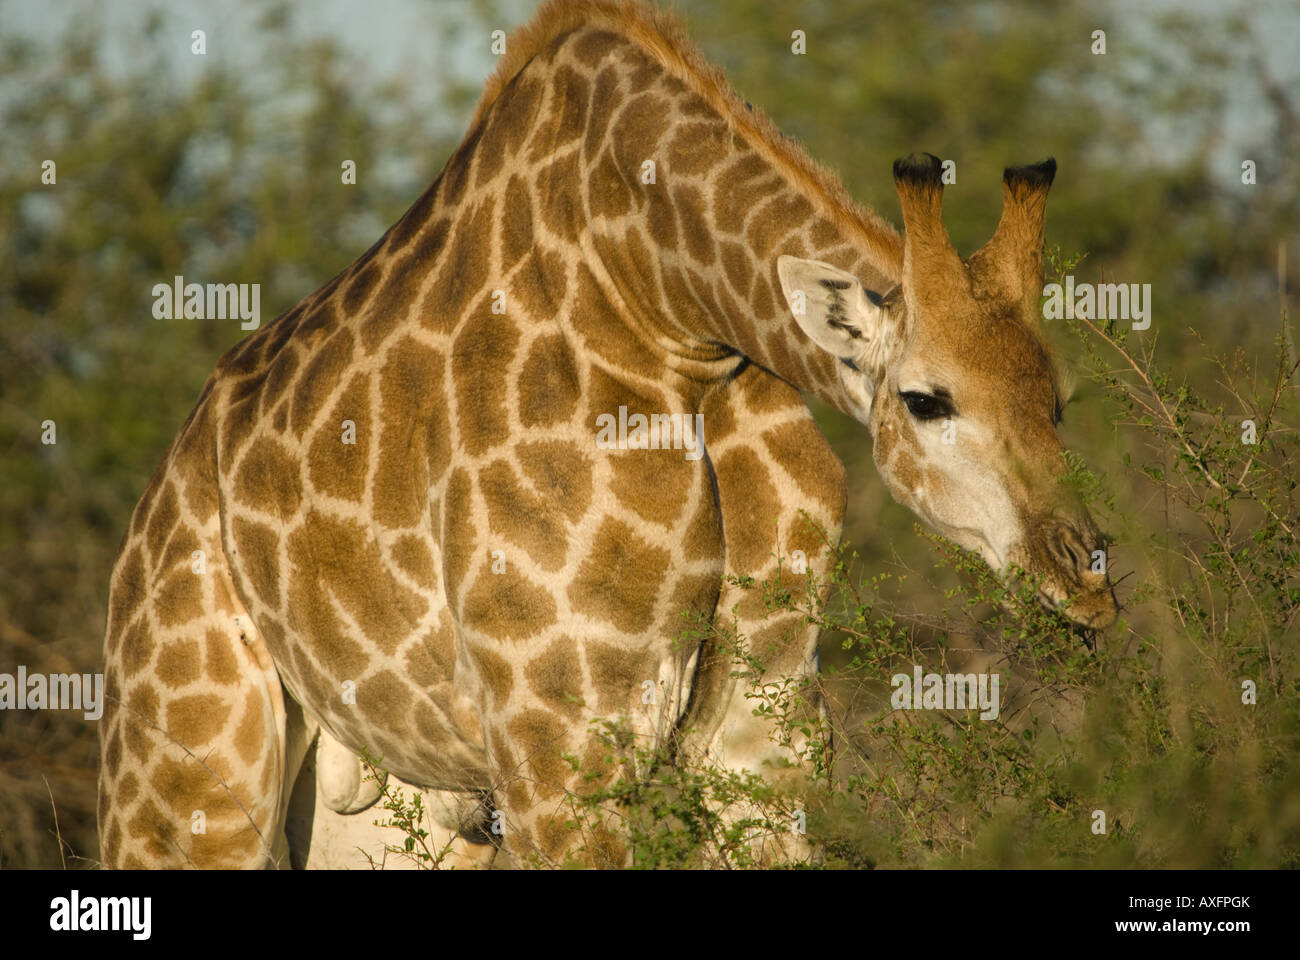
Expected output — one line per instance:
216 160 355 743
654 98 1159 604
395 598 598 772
1077 314 1226 493
43 775 68 870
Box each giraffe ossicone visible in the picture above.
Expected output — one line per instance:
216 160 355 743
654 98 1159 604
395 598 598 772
98 0 1116 869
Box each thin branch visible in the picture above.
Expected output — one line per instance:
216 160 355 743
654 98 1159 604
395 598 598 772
43 775 68 870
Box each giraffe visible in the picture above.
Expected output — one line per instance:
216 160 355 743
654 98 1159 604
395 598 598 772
97 0 1118 869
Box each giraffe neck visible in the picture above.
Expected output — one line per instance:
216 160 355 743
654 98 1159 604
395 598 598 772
578 51 905 414
392 21 904 418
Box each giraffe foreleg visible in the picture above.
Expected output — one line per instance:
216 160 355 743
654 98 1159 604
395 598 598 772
680 363 846 864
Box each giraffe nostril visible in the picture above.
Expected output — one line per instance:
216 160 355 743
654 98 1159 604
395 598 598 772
1047 523 1091 575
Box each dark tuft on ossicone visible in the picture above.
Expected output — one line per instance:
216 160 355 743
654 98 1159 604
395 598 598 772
892 152 945 189
1003 157 1057 193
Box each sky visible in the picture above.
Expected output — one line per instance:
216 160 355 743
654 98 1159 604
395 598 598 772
3 0 1295 169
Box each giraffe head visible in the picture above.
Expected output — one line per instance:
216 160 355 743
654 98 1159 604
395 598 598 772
778 154 1118 629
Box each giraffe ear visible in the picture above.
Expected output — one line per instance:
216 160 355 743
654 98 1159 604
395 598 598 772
777 256 886 363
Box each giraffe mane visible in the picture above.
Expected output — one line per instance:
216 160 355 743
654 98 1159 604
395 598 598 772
470 0 904 280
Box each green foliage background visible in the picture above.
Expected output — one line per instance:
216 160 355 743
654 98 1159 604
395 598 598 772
0 0 1295 868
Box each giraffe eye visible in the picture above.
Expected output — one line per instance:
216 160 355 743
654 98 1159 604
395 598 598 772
899 391 952 421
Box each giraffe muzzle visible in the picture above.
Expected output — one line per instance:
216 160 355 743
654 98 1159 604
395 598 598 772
1038 519 1119 630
